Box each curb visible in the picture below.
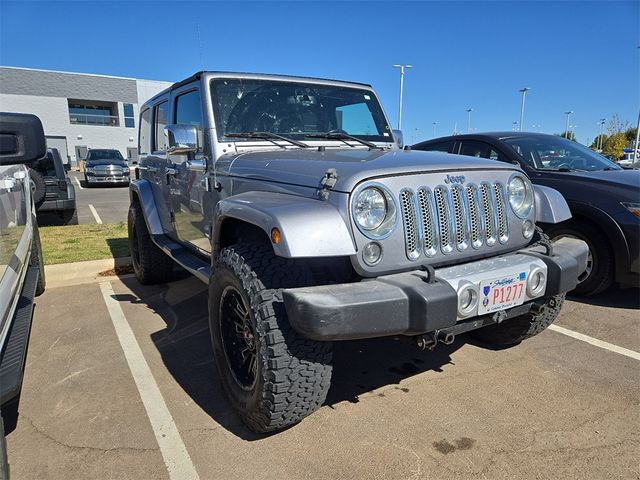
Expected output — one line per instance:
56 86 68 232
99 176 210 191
44 256 133 289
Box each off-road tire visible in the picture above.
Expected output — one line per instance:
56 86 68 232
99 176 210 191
0 413 8 480
209 244 333 433
31 223 45 296
28 168 46 208
471 294 565 346
61 208 78 225
544 220 613 296
127 201 174 285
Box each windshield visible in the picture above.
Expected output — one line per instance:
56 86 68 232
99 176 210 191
503 136 621 172
86 149 125 162
210 78 393 144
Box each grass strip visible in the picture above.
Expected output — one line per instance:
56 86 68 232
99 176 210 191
40 222 130 265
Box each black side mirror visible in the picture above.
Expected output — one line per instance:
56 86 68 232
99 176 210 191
0 112 46 165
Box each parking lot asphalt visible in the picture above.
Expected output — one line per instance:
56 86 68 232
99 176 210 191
5 271 639 480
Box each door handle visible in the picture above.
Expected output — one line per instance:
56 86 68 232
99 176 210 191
186 159 207 173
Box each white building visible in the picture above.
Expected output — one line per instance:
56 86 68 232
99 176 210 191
0 66 172 166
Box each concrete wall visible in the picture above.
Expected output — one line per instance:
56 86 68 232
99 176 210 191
0 67 172 164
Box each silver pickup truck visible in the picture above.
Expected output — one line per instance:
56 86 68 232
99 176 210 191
128 72 588 432
0 112 47 474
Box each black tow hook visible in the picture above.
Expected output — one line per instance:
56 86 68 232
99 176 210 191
416 330 455 350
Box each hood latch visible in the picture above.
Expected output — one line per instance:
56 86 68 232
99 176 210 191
318 168 338 200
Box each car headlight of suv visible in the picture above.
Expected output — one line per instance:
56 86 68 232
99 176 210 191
508 174 534 218
352 184 397 239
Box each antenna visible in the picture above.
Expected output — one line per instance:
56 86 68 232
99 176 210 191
196 23 204 71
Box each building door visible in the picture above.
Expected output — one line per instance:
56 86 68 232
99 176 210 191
126 147 138 164
75 145 88 170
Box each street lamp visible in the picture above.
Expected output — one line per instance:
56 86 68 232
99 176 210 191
519 87 530 132
466 108 473 133
564 111 573 139
432 121 437 138
393 64 413 130
597 118 606 150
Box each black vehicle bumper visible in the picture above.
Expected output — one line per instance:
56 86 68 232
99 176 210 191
38 198 76 212
0 264 38 409
283 238 588 341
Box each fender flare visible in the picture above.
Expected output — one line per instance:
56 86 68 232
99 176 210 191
214 191 356 258
129 179 164 235
533 185 572 224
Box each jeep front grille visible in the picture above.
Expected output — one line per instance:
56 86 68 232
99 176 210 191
399 182 509 260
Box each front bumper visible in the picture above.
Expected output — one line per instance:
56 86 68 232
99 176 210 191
283 238 588 341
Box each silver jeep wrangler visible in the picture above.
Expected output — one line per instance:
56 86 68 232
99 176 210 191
128 72 588 433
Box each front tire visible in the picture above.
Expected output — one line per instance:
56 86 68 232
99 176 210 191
209 244 332 433
545 220 613 296
471 295 565 346
127 201 174 285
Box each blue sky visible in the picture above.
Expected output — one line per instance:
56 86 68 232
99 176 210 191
1 0 638 145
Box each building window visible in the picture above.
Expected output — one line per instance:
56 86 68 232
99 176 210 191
68 99 119 126
124 103 135 128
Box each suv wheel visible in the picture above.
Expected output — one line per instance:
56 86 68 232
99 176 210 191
545 220 613 296
28 168 46 208
209 244 333 433
127 201 174 284
60 208 78 225
471 294 565 346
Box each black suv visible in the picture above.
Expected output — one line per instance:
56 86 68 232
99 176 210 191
83 149 130 186
30 147 77 225
413 132 640 296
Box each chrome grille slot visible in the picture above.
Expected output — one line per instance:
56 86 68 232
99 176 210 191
451 186 469 250
417 188 437 257
434 186 454 254
493 182 509 243
480 183 497 246
399 189 420 260
466 184 483 248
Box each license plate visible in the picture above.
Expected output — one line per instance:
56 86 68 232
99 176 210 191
478 272 527 315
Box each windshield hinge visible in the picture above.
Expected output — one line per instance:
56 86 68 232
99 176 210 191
318 168 338 200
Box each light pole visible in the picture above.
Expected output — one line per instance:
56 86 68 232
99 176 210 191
634 110 640 164
519 87 530 132
432 121 437 138
466 108 473 133
597 118 606 150
564 111 573 138
393 64 413 130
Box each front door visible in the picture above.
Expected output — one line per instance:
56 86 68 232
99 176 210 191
167 87 211 254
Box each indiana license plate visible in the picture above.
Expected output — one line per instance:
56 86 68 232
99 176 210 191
478 272 527 315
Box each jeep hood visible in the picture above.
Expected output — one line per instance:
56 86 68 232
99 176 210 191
222 149 517 192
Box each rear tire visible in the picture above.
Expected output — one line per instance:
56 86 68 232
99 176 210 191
61 208 78 225
209 244 332 433
127 201 174 285
470 295 564 346
545 220 613 296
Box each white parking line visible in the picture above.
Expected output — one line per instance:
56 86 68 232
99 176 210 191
549 324 640 361
73 176 83 190
88 204 102 224
99 282 200 480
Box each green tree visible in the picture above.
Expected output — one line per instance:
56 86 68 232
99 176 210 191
624 127 637 146
555 131 576 141
602 132 627 160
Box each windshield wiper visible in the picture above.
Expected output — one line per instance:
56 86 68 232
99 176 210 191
305 132 382 150
225 132 309 148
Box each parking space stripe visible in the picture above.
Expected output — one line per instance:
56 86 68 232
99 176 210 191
74 176 83 190
99 282 200 480
549 324 640 361
88 204 103 224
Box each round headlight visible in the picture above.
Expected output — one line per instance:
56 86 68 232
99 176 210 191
508 175 534 218
354 187 387 230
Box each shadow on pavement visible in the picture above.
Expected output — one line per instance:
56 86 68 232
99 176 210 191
115 275 462 440
568 287 639 310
